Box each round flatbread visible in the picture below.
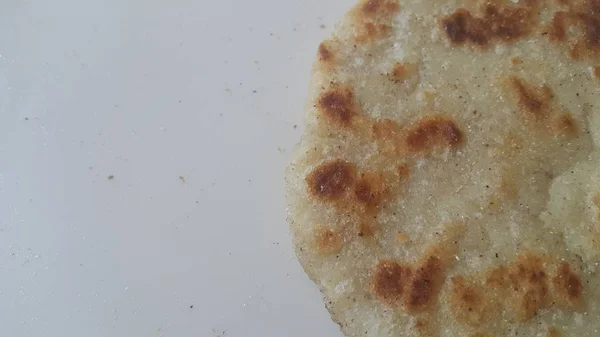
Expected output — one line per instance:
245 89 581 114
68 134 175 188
286 0 600 336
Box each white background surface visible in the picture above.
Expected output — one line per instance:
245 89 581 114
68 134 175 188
0 0 354 336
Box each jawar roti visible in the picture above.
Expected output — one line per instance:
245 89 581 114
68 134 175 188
286 0 600 336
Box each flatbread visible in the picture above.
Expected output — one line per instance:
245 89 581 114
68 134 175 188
285 0 600 336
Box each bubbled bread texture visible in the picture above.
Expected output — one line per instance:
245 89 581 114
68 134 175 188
286 0 600 336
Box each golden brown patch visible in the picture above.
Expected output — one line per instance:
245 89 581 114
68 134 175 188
354 172 387 207
488 254 549 321
470 333 488 337
317 86 360 127
317 41 335 66
396 232 409 242
548 1 600 59
372 119 399 138
360 0 400 17
355 23 393 43
548 327 562 337
390 62 418 83
313 227 343 255
552 262 583 306
372 260 412 306
307 159 409 239
357 221 376 237
306 160 356 201
397 163 410 182
405 116 464 153
353 0 400 43
595 66 600 79
488 175 519 212
511 57 523 65
441 1 539 46
594 192 600 208
450 276 489 326
371 241 456 312
549 11 570 42
405 256 444 313
551 113 578 136
450 254 586 328
509 76 554 119
372 119 402 155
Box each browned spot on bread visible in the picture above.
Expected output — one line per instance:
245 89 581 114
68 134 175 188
396 232 409 242
547 0 600 59
451 254 585 328
397 163 410 182
353 0 400 43
548 327 562 337
552 113 578 136
470 333 488 337
313 227 343 255
487 175 519 212
580 11 600 53
390 62 418 83
441 1 539 46
391 63 408 80
372 260 412 306
306 160 356 201
355 23 393 43
510 76 553 119
357 221 377 237
372 119 402 154
553 262 583 306
317 86 359 127
549 11 570 42
372 255 445 311
371 226 464 312
307 159 409 239
595 66 600 79
450 276 488 326
405 256 444 313
318 41 335 66
354 172 387 207
361 0 400 17
490 255 549 320
372 119 400 141
594 192 600 228
442 10 487 45
511 57 523 65
405 116 464 153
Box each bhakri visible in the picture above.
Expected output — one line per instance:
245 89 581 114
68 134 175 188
286 0 600 336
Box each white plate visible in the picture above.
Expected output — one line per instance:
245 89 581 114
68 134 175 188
0 1 353 336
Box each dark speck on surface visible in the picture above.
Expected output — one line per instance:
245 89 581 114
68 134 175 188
190 305 194 309
107 175 114 180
